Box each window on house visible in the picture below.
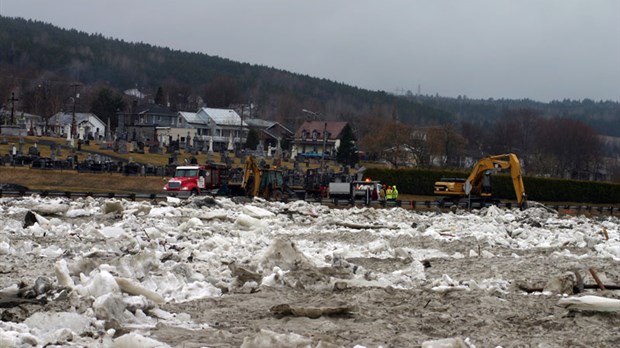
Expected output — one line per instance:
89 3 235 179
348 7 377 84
312 130 318 140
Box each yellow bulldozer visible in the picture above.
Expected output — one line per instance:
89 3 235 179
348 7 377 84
433 153 528 209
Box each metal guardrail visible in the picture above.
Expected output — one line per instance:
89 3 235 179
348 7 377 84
0 189 617 215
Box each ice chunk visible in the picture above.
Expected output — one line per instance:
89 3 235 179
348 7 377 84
421 337 468 348
558 295 620 312
24 312 93 342
166 196 181 205
65 208 93 218
103 201 124 214
235 214 267 229
114 332 171 348
0 241 12 255
33 212 50 225
258 237 314 271
115 277 165 304
39 245 64 258
0 284 19 297
178 217 203 232
77 270 120 298
240 329 312 348
543 272 575 295
149 206 179 217
32 203 70 215
54 259 74 288
93 293 129 321
99 226 125 239
243 205 275 218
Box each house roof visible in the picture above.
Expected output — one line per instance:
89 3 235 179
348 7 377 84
178 111 203 125
245 118 276 129
135 103 176 116
198 107 247 127
294 121 348 140
50 112 105 127
246 118 293 135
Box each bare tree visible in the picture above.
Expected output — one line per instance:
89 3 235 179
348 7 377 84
358 119 413 167
534 118 602 179
425 125 466 167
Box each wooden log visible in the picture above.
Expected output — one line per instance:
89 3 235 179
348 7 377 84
518 283 620 293
589 268 606 291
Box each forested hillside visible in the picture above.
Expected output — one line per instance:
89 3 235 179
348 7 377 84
409 94 620 137
0 16 451 130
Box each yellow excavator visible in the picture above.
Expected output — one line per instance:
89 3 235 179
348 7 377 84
433 153 528 209
241 156 287 200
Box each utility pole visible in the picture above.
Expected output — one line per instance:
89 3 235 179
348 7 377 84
70 83 80 139
239 105 244 152
9 92 19 125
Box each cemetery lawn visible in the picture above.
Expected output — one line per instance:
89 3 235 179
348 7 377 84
0 166 166 193
0 135 248 167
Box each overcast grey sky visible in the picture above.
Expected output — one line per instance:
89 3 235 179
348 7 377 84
1 0 619 102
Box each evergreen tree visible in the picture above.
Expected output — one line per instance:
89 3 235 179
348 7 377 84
245 128 260 150
336 124 357 166
154 86 165 105
90 87 126 132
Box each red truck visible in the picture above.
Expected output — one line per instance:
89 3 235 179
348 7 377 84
163 164 228 196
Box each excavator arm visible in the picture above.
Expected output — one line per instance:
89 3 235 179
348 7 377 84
241 156 261 197
465 153 527 209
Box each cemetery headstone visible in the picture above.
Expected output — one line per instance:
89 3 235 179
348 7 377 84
117 141 129 154
28 146 39 157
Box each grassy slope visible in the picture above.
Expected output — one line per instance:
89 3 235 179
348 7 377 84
0 167 166 193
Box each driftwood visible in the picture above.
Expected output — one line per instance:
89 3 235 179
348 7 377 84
270 303 353 319
589 268 606 291
0 296 46 308
520 268 619 293
518 284 620 293
330 220 398 230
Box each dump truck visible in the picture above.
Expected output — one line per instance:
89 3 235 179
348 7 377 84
163 163 227 197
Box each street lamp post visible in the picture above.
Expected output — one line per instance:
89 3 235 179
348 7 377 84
70 83 80 140
302 109 328 170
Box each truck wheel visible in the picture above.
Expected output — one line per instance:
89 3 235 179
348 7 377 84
191 188 199 196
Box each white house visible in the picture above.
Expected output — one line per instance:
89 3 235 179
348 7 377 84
48 112 106 140
178 108 248 152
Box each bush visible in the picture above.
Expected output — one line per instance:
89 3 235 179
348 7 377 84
365 167 620 203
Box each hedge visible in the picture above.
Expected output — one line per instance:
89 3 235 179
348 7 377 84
364 168 620 204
